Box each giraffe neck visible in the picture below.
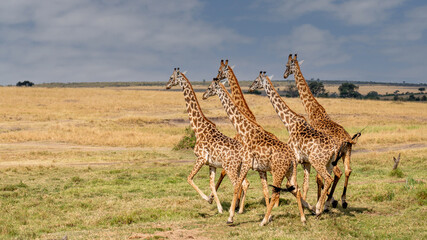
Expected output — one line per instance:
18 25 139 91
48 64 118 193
179 75 215 136
227 68 257 121
215 82 261 142
262 76 305 134
294 62 328 122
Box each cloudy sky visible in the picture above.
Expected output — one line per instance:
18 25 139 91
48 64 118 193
0 0 426 85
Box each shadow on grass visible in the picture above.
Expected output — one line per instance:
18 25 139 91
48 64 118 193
339 206 372 217
316 205 372 219
243 197 291 210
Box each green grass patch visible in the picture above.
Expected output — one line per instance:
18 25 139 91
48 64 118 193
0 149 426 239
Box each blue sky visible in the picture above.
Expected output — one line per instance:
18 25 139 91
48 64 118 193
0 0 426 85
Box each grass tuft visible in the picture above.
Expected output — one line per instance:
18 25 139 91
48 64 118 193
373 190 395 202
1 181 28 191
389 168 404 178
71 176 84 183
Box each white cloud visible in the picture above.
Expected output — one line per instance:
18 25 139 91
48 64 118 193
274 24 350 67
270 0 406 25
0 0 248 84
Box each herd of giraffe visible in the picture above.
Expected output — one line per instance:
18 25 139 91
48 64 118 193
166 54 361 226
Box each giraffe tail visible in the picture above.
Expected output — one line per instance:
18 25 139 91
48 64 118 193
269 185 295 193
350 125 367 144
332 141 350 166
351 132 362 144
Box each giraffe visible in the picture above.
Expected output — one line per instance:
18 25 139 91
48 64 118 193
283 54 361 209
208 59 278 208
203 77 310 225
249 71 347 215
166 68 249 214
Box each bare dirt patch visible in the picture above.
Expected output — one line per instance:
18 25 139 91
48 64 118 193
129 228 210 240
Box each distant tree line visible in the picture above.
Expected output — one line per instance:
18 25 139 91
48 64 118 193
275 81 426 102
16 81 34 87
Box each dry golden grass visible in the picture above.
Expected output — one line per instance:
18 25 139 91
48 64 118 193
0 86 426 151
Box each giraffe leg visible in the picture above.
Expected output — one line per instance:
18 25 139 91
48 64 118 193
316 173 324 201
209 167 223 214
260 165 290 227
238 178 250 214
227 164 250 224
315 165 333 216
325 165 342 210
341 147 352 209
209 169 226 204
302 163 311 201
259 171 270 207
260 176 283 226
288 160 311 219
187 157 210 202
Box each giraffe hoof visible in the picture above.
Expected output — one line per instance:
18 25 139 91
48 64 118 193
301 218 307 225
332 200 338 208
226 221 234 225
342 202 348 209
323 208 329 213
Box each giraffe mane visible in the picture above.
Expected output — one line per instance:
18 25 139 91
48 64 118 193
227 67 256 118
218 82 263 129
265 75 306 120
181 73 216 127
294 60 326 113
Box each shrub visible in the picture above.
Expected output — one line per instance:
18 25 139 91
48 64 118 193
408 94 416 101
173 126 196 150
246 90 261 95
282 84 299 97
16 80 34 87
308 81 328 97
339 83 362 98
365 91 380 100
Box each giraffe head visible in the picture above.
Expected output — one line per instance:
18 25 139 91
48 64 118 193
216 59 233 80
283 54 297 79
283 54 304 79
249 71 266 91
202 77 224 99
166 68 185 89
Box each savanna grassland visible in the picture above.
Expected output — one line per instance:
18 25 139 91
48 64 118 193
0 86 426 239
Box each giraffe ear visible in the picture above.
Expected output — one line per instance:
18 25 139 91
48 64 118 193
269 75 274 80
182 71 187 75
230 65 235 69
299 60 304 66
